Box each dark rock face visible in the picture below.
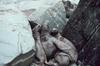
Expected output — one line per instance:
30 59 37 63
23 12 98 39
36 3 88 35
62 0 100 66
62 0 77 19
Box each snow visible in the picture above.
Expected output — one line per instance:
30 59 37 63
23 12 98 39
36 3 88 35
0 7 35 65
15 0 63 18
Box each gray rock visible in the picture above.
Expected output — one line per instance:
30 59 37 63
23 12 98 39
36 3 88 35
62 0 100 66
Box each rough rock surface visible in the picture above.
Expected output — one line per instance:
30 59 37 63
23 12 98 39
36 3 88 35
62 0 100 66
62 0 77 19
16 0 67 32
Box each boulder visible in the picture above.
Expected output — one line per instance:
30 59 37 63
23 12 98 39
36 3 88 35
16 0 67 32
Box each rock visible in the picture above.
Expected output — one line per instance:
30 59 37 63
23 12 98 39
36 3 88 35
62 0 78 18
16 0 67 32
62 0 80 4
62 0 100 66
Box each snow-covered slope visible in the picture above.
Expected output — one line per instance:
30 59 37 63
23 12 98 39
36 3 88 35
0 6 35 65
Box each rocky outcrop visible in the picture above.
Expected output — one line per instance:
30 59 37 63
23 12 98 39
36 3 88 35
16 0 67 32
62 0 100 66
62 0 77 18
